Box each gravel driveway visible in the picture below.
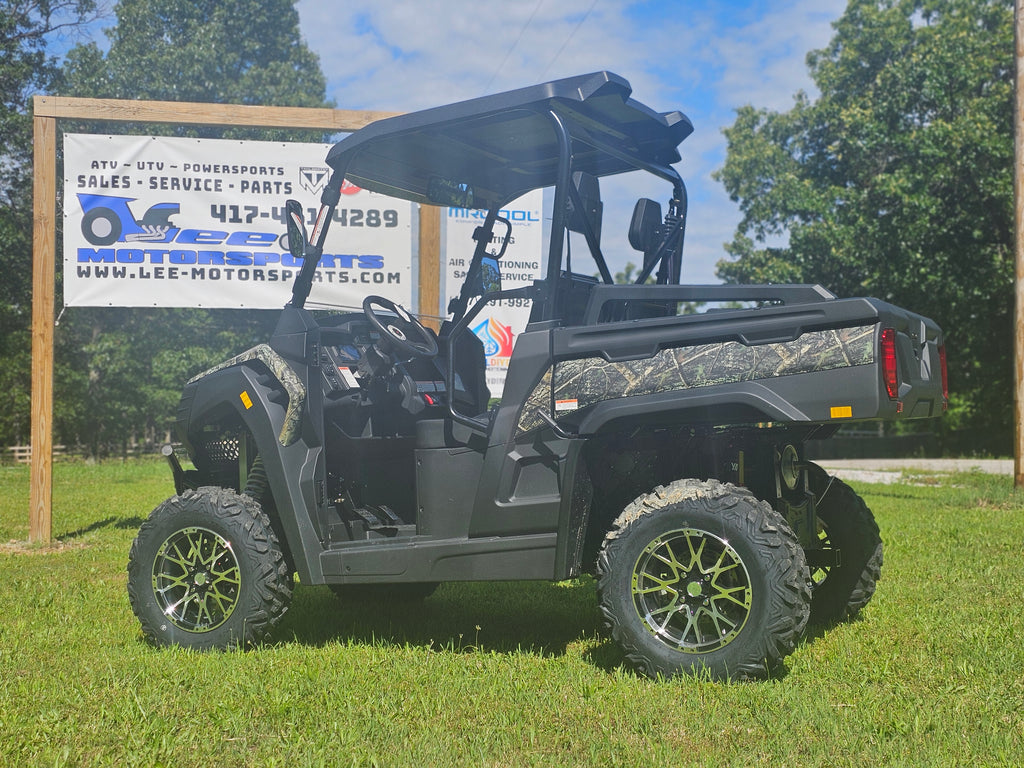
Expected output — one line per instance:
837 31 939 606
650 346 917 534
817 458 1011 484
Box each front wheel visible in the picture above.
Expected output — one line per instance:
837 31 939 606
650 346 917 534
597 479 810 680
127 487 293 650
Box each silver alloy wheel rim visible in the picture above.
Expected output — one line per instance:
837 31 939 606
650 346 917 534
632 528 753 653
810 522 832 587
152 526 241 632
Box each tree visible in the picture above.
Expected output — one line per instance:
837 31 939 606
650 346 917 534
0 1 101 446
61 0 329 139
715 0 1013 452
52 0 332 456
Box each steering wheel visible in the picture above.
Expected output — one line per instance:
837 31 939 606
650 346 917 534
362 295 438 359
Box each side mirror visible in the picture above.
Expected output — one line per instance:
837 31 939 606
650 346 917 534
629 198 662 255
480 256 502 294
285 199 308 260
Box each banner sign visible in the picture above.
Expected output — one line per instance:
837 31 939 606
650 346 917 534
444 190 544 397
63 134 413 308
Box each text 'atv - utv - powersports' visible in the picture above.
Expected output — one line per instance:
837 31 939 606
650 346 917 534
127 72 946 680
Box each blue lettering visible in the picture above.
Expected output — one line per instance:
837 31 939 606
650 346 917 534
176 229 228 244
169 250 197 265
226 231 277 247
117 249 144 264
198 251 224 265
78 248 115 263
225 251 253 266
445 207 537 222
253 252 280 267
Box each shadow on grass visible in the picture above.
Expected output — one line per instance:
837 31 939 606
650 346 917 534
274 579 826 679
57 515 147 540
277 578 604 661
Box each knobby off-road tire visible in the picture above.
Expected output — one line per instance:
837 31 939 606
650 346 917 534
596 479 810 680
127 486 293 650
806 463 883 625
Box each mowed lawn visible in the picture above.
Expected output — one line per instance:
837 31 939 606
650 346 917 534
1 459 1021 767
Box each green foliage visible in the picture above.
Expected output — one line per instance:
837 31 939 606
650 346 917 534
52 308 280 454
612 261 651 285
61 0 331 139
715 0 1013 450
1 462 1023 765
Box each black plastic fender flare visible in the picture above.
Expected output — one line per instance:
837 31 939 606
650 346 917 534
188 343 306 446
180 359 325 584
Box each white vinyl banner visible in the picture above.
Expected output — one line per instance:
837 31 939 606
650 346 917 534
444 190 544 397
63 134 413 309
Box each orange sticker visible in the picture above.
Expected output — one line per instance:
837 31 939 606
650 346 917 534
830 405 852 419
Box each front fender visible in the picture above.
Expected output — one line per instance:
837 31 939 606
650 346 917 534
178 360 325 583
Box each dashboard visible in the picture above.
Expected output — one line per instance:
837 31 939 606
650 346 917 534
316 314 457 404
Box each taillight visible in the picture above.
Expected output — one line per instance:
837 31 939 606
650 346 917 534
880 328 898 400
939 344 948 404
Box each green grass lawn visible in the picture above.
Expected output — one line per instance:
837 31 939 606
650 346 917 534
1 460 1022 766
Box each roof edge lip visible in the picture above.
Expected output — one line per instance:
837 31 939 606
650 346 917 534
325 71 631 170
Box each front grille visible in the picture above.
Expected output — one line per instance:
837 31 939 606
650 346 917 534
202 438 240 463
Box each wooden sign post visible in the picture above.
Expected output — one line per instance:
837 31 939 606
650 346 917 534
1015 0 1024 488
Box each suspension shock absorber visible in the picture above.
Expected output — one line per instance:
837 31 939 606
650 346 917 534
243 454 269 500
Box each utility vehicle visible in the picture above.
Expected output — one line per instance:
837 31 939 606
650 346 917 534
127 72 947 679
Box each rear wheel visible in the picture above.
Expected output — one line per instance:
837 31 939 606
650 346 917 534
127 486 293 650
806 463 883 624
597 479 810 680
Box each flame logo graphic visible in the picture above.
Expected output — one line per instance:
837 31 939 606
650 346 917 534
471 317 515 359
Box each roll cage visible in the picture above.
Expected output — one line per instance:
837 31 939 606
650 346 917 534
294 71 692 302
286 71 694 430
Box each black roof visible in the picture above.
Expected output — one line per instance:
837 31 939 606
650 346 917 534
325 72 693 210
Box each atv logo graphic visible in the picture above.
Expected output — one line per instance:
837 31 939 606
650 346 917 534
78 194 179 246
472 317 515 359
298 167 330 195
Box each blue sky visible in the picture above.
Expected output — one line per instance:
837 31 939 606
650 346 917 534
54 0 848 283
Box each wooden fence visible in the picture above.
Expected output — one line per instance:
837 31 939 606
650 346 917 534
6 445 66 465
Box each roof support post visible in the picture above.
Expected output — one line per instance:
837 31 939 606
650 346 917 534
543 110 573 321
